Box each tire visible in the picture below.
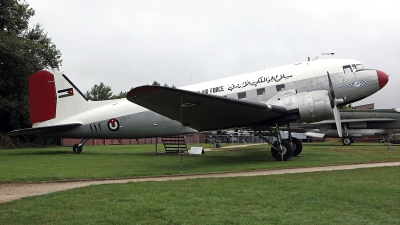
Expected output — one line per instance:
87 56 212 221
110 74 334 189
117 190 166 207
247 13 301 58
73 144 83 154
342 137 352 146
291 137 303 156
271 139 294 161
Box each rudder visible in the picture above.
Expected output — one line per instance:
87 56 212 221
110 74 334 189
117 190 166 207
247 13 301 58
29 68 88 126
29 70 57 123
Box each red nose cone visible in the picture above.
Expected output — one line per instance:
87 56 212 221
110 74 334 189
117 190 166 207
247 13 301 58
377 70 389 89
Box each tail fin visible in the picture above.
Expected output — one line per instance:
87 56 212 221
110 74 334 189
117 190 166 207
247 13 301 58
29 68 88 126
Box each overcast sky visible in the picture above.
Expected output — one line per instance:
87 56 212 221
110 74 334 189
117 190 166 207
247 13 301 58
27 0 399 108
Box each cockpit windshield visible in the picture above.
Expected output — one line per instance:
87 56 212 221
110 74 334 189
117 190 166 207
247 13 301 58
343 65 353 73
353 64 365 70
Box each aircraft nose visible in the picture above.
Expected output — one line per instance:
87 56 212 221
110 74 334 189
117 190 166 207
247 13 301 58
376 70 389 89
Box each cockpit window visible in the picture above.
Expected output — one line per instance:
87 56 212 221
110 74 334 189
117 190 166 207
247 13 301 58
352 64 365 70
343 65 353 73
354 64 365 69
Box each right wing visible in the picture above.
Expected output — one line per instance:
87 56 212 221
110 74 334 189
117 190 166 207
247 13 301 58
6 123 82 136
127 86 291 131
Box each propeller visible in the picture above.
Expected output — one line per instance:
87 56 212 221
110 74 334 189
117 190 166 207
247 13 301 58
327 71 343 138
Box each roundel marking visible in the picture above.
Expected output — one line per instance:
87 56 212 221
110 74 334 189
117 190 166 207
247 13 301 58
107 118 120 131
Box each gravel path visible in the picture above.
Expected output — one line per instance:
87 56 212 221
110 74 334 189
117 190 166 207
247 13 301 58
1 161 399 204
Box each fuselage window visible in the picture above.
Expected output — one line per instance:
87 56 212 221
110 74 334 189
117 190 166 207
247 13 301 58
256 88 266 95
343 65 353 73
237 92 246 99
276 84 285 92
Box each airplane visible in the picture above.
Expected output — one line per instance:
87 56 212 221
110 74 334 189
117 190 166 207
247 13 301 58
7 55 389 161
288 108 400 146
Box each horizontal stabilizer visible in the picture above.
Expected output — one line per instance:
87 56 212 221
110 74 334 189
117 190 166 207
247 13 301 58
6 123 82 136
304 132 326 138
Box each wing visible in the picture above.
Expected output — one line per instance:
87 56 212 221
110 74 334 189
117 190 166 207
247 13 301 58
127 86 289 131
6 123 82 136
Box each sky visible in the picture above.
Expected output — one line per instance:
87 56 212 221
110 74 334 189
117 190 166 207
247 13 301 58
27 0 399 108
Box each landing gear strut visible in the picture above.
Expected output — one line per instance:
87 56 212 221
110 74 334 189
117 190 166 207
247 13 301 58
72 138 90 154
286 124 303 156
341 124 352 146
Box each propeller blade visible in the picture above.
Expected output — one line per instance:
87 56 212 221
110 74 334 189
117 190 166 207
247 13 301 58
333 105 343 138
327 71 343 137
327 71 336 107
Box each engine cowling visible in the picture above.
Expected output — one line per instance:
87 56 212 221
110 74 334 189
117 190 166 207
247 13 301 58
266 89 334 123
296 90 333 123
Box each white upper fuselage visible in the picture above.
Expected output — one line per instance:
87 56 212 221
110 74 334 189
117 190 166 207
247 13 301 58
180 58 361 95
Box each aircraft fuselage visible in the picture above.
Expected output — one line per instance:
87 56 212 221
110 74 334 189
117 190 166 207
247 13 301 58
20 58 389 140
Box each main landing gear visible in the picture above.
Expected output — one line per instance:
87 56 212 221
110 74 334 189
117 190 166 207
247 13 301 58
271 139 293 161
342 137 353 146
291 137 303 156
254 123 303 161
341 124 352 146
72 138 89 154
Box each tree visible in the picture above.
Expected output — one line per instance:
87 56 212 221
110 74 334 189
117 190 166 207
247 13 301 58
111 91 128 99
0 0 34 34
151 81 175 88
0 0 62 147
152 81 160 86
86 82 113 101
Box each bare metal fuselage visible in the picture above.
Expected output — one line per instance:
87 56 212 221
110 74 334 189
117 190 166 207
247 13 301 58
16 58 387 140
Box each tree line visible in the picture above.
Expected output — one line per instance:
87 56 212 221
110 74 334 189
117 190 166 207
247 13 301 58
0 0 62 148
86 81 175 101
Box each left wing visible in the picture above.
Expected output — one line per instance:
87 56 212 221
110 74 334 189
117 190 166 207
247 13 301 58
127 86 290 131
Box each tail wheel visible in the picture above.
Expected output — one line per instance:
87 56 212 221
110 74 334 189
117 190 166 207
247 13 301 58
291 137 303 156
73 144 83 154
342 137 352 146
271 140 294 161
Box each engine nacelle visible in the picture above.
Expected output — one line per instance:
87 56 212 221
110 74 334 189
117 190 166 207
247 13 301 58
266 89 334 123
296 90 333 123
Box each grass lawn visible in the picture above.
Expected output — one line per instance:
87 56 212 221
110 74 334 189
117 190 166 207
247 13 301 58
0 167 399 224
0 142 399 183
0 142 399 224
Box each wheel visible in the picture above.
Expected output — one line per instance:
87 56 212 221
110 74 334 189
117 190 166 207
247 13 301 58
271 139 294 161
72 144 83 154
291 137 303 156
342 137 352 146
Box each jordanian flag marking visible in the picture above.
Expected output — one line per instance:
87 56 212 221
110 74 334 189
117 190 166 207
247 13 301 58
58 88 74 98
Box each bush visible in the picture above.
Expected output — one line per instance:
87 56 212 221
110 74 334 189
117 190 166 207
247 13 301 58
0 134 57 149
